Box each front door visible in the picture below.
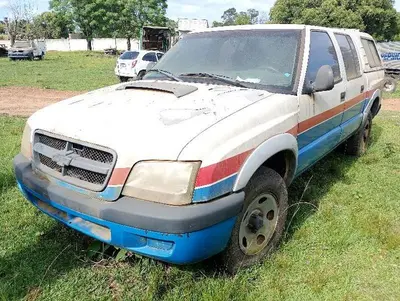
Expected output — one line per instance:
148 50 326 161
297 30 346 174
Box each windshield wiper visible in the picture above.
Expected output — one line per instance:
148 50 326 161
179 72 248 88
147 69 182 82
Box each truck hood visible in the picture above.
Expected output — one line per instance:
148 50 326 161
29 81 272 167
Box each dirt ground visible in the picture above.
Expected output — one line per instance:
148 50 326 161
0 86 399 117
0 87 82 117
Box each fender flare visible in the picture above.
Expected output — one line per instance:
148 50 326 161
233 133 298 192
363 89 381 122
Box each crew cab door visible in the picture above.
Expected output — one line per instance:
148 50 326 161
333 33 366 141
297 30 346 173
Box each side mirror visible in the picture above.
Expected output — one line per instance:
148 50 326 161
304 65 335 94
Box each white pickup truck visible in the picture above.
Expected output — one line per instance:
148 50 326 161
14 25 384 272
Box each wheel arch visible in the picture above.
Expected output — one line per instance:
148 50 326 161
233 133 298 192
364 89 381 120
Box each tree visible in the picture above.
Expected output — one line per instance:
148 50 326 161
103 0 168 50
221 8 238 26
213 7 260 27
5 0 34 45
270 0 399 41
0 22 5 34
50 0 109 50
31 11 74 39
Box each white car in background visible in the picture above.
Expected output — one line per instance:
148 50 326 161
115 50 164 82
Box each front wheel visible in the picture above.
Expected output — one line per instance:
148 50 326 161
221 167 288 273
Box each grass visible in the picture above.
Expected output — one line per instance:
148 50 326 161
0 52 118 91
0 111 399 301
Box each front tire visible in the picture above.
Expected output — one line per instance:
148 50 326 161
344 112 372 156
221 167 288 273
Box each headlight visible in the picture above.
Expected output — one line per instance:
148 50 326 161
21 123 32 158
122 161 201 205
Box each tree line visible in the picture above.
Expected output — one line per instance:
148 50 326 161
211 0 400 41
4 0 172 50
3 0 400 49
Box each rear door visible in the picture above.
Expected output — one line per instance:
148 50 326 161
141 52 157 70
334 33 366 140
297 30 346 173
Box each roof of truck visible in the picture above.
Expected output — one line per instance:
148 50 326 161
190 24 366 35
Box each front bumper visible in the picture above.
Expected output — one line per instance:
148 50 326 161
14 154 244 264
8 53 31 59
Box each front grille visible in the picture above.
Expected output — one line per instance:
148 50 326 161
65 166 107 185
37 134 67 150
33 131 116 191
39 153 62 172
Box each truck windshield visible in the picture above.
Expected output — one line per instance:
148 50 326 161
13 41 31 48
145 29 302 93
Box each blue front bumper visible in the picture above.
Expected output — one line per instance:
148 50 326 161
14 152 243 264
17 181 237 264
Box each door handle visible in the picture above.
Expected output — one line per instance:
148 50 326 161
360 85 365 93
340 92 346 102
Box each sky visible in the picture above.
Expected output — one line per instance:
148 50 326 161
1 0 400 24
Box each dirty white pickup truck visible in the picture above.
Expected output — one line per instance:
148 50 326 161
14 24 384 272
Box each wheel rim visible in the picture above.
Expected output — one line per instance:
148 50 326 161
239 193 279 255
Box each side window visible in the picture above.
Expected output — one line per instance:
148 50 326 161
142 52 157 62
361 39 382 68
157 53 163 60
334 34 361 80
306 31 341 84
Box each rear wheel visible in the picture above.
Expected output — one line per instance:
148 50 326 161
383 76 397 93
221 167 288 274
344 112 372 156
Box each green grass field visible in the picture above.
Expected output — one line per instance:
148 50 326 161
1 111 399 300
0 52 118 91
1 51 400 300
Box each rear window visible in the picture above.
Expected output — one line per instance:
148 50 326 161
361 39 382 68
120 51 139 60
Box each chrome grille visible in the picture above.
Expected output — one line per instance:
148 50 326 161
32 131 116 192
